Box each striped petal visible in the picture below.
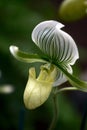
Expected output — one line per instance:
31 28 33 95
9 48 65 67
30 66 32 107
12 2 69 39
32 20 79 66
32 20 79 86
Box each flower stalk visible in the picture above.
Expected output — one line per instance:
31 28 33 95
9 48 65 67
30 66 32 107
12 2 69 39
48 89 58 130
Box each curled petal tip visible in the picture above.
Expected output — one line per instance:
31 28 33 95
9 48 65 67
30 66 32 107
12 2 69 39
55 22 64 29
32 20 65 42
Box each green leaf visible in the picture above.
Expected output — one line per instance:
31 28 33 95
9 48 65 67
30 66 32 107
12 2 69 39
9 45 48 63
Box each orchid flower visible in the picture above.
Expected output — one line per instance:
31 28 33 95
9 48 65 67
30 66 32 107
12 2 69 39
9 20 87 110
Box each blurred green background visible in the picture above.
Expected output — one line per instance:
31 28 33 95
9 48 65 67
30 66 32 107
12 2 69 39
0 0 87 130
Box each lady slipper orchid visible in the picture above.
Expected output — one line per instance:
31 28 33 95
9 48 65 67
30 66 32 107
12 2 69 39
9 20 87 109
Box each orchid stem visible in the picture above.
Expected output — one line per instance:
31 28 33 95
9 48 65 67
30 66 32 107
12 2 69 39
48 86 79 130
48 90 58 130
56 87 78 94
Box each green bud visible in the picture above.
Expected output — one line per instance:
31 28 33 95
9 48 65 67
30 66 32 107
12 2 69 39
59 0 87 22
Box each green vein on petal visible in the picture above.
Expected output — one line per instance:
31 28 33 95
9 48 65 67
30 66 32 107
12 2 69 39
9 45 48 63
54 62 87 92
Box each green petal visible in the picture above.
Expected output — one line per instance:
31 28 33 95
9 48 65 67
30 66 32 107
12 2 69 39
9 45 48 63
54 62 87 92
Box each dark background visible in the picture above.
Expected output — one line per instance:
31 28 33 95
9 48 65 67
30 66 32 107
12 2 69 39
0 0 87 130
